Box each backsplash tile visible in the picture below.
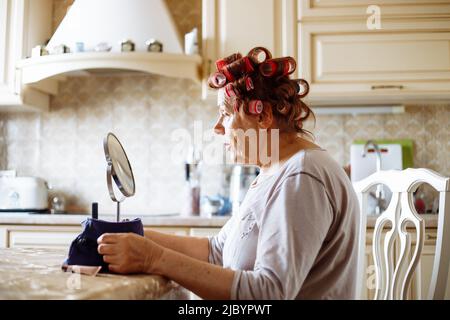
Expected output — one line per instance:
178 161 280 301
1 73 448 215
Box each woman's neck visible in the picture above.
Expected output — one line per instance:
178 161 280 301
258 132 319 175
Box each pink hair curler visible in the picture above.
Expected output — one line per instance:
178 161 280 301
248 100 264 115
245 77 254 91
260 57 297 78
224 83 237 98
208 72 227 88
247 47 272 65
216 53 242 71
222 66 235 82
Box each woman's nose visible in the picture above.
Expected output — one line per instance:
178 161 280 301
214 119 225 135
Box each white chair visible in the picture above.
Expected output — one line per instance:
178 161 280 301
353 168 450 300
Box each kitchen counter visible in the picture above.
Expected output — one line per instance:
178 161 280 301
0 213 230 227
0 213 439 228
0 247 189 299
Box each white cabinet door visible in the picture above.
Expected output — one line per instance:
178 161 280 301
202 0 297 100
0 0 14 98
410 230 450 300
5 226 82 249
0 0 52 111
362 229 377 300
298 19 450 105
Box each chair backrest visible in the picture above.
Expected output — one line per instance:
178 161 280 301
353 168 450 300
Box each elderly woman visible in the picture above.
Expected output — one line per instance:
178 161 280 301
97 47 360 300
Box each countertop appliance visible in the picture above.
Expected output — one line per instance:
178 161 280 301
0 176 49 213
350 143 403 182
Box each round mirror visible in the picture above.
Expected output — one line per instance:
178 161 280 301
103 133 135 221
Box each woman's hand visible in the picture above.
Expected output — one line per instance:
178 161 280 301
97 233 163 274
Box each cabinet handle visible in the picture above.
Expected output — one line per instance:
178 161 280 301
426 234 437 240
371 85 404 90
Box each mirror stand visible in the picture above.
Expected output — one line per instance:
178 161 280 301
104 133 136 222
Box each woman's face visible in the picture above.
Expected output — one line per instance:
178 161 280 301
213 96 260 165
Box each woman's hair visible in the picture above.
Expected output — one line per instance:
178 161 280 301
208 47 315 137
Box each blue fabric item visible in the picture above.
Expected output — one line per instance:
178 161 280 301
63 218 144 272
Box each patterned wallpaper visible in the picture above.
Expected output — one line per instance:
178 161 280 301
0 75 220 215
304 105 450 172
0 1 449 215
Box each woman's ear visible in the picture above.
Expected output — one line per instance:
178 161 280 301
258 102 274 129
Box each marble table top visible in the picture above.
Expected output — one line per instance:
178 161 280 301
0 247 188 300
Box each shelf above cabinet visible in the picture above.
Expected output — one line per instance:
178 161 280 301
17 52 203 95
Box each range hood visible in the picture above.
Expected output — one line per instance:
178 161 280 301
47 0 183 53
17 0 202 97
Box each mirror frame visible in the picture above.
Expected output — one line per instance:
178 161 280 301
103 132 136 201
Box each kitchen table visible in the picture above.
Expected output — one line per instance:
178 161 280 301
0 247 189 299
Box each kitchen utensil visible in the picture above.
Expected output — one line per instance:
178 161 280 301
181 145 202 217
103 132 136 222
50 195 66 214
0 175 49 213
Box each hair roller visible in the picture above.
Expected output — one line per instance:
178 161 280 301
248 100 264 115
224 75 254 98
224 83 237 99
222 57 255 82
208 72 227 89
294 79 310 98
216 53 242 71
247 47 272 65
259 57 297 78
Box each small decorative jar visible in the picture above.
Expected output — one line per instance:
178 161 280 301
146 39 163 52
52 44 70 55
31 45 49 58
120 39 135 52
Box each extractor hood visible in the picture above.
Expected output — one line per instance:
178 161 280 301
47 0 183 53
17 0 202 99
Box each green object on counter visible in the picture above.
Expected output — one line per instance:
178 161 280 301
353 139 414 169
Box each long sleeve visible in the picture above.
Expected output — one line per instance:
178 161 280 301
231 173 334 299
208 214 236 266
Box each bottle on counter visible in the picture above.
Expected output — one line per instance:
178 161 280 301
181 146 202 217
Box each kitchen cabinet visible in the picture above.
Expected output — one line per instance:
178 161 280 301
201 0 297 100
296 0 450 105
1 225 81 249
298 19 450 105
361 227 450 300
0 0 53 112
0 224 220 249
202 0 450 104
